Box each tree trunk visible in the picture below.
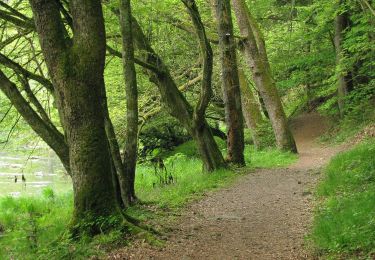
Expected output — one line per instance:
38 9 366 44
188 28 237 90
192 120 226 171
334 7 352 117
131 16 225 171
258 94 269 119
29 0 119 232
232 0 297 152
66 78 118 228
101 88 130 208
120 0 139 203
237 66 264 149
214 0 245 165
182 0 227 171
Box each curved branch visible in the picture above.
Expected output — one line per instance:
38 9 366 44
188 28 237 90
0 10 34 29
182 0 214 123
0 70 70 174
0 53 54 93
18 75 52 125
0 2 32 22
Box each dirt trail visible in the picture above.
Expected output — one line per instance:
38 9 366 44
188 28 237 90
111 113 344 260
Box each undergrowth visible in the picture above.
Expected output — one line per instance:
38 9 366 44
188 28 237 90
0 141 296 259
310 139 375 259
319 97 375 144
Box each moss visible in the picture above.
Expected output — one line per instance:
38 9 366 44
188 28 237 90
122 219 164 247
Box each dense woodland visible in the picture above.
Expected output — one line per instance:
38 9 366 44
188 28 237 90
0 0 374 259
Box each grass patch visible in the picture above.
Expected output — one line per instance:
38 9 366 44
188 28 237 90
310 139 375 259
245 146 297 169
136 157 235 208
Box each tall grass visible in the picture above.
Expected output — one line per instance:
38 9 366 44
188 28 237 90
0 191 75 259
136 157 235 208
310 139 375 259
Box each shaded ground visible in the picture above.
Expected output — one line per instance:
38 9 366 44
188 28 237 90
110 113 344 260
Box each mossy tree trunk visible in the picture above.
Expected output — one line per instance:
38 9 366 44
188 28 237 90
130 9 225 172
214 0 245 165
334 4 353 118
232 0 297 153
183 0 226 172
29 0 119 232
237 66 265 149
119 0 138 203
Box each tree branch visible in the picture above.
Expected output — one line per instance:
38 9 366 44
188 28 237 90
0 70 70 173
0 30 33 51
29 0 68 75
0 104 13 125
0 10 34 29
0 53 54 93
182 0 214 123
0 1 32 22
18 75 53 125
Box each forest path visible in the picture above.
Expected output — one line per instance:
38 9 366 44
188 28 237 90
111 113 344 260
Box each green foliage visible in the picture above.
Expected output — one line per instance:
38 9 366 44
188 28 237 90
317 140 375 196
138 114 191 159
41 187 55 200
310 139 375 259
254 0 375 118
255 121 277 148
161 136 226 158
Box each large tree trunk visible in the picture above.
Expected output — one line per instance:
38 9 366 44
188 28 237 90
131 15 225 172
119 0 138 203
237 66 264 149
29 0 119 232
232 0 297 152
67 79 118 228
214 0 245 165
334 7 352 117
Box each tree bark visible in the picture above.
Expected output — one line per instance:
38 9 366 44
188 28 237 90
131 15 225 172
232 0 297 152
334 7 352 117
214 0 245 165
29 0 119 232
100 85 129 208
119 0 138 203
237 66 264 149
182 0 227 171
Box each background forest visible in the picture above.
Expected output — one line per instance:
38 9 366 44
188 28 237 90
0 0 374 259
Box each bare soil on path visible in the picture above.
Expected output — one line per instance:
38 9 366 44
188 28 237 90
110 113 344 260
